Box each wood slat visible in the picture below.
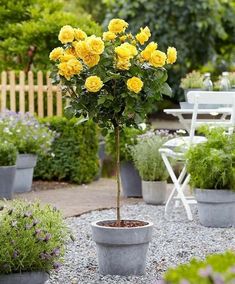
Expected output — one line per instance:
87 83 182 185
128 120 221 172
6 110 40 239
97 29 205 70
46 72 53 117
28 71 34 114
1 71 7 111
9 71 16 111
19 71 25 113
56 88 63 116
37 71 44 117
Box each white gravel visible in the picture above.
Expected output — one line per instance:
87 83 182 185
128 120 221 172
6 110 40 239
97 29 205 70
47 203 235 284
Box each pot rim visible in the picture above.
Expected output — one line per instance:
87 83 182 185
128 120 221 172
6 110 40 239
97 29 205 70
91 219 153 230
195 188 235 192
0 165 16 169
18 154 37 157
142 180 167 183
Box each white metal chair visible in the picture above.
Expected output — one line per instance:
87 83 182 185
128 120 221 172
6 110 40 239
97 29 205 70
159 91 235 220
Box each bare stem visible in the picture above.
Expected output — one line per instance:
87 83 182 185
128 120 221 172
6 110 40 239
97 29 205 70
115 125 121 224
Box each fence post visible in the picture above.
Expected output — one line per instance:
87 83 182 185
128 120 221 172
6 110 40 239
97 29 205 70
19 71 25 113
37 71 44 118
46 72 53 117
28 71 34 115
1 71 7 111
9 71 16 112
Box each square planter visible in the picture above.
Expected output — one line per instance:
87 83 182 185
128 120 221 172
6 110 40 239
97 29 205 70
0 165 16 199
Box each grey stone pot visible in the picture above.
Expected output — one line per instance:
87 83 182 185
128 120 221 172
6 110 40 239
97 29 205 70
0 165 16 200
120 161 142 197
13 154 37 193
142 181 167 205
0 271 49 284
195 188 235 228
91 220 153 276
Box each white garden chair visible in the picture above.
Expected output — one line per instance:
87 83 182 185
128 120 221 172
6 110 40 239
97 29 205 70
159 91 235 220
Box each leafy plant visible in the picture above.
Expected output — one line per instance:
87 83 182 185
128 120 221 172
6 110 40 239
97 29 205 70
228 72 235 87
0 111 55 155
186 127 235 190
34 117 99 184
180 71 204 90
163 251 235 284
0 199 68 274
0 143 17 167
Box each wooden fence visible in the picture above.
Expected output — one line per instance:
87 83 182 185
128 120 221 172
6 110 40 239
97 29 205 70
0 71 63 117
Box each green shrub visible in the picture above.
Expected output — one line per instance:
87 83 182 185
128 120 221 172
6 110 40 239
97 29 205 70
180 71 204 90
0 199 68 274
0 143 17 167
34 117 99 184
163 251 235 284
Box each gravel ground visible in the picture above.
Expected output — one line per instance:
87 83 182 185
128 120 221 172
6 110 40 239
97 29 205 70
47 203 235 284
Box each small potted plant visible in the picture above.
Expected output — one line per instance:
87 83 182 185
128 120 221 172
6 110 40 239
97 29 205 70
106 127 143 197
186 127 235 227
228 71 235 90
0 111 55 193
131 131 170 204
0 199 68 284
0 142 17 199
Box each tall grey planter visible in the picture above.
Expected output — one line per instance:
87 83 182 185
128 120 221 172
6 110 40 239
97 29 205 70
120 161 142 197
195 188 235 228
0 271 49 284
142 181 167 205
91 220 153 276
0 165 16 199
13 154 37 193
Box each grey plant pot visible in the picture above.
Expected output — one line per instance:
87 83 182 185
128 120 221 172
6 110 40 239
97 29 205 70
195 188 235 228
142 181 167 205
0 165 16 200
13 154 37 193
0 271 49 284
91 220 153 276
120 161 142 197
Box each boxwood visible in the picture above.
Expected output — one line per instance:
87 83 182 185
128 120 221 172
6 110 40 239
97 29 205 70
34 117 99 184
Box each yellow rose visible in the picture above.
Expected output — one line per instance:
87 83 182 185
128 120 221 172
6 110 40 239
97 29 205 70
67 58 83 74
73 41 89 59
136 26 151 45
127 77 143 93
119 35 127 42
58 25 74 44
115 45 132 59
149 50 167 67
85 76 103 92
60 54 76 62
49 47 64 61
116 58 131 70
82 53 100 67
122 43 137 57
167 47 177 64
58 62 71 80
108 19 128 34
74 28 87 41
86 36 104 55
140 42 158 61
64 47 77 57
103 31 116 41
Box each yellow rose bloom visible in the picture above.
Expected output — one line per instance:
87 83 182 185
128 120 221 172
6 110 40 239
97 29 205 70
136 26 151 45
140 42 158 61
86 36 105 55
58 25 74 44
67 58 83 74
103 31 116 41
119 35 127 42
74 28 87 41
116 58 131 70
167 47 177 64
127 77 144 93
108 19 128 34
49 47 64 61
64 47 77 57
85 76 103 92
149 50 167 67
60 54 76 62
58 62 72 80
82 53 100 68
115 45 132 59
122 43 137 57
73 41 89 59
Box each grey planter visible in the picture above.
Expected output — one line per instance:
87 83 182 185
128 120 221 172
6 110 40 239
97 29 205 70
91 220 153 276
120 161 142 197
0 165 16 199
195 188 235 228
13 154 37 193
142 181 167 205
0 271 49 284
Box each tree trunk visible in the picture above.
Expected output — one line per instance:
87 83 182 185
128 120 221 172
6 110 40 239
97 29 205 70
115 125 121 224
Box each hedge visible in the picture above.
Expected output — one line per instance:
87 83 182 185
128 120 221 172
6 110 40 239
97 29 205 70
34 117 99 184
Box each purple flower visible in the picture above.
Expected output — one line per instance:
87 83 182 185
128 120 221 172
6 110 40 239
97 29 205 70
13 250 19 259
199 265 213 278
23 211 32 218
51 248 60 257
44 233 51 242
53 262 61 270
33 219 40 226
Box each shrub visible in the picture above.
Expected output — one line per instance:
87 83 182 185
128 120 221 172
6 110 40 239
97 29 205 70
34 117 99 184
0 199 68 274
0 111 55 155
163 251 235 284
180 71 204 90
0 143 17 167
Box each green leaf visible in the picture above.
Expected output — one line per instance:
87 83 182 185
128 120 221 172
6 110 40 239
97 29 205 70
160 83 172 97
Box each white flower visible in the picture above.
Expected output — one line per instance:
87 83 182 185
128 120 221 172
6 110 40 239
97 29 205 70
138 123 147 130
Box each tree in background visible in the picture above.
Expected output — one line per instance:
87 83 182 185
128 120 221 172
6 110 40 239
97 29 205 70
104 0 235 100
0 0 102 72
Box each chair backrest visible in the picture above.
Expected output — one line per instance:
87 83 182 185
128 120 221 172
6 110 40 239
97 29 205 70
187 91 235 142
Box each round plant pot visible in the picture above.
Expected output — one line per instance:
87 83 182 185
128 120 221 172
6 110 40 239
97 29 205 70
91 220 153 276
142 180 167 205
120 161 142 197
13 154 37 193
0 271 49 284
0 165 16 199
195 188 235 228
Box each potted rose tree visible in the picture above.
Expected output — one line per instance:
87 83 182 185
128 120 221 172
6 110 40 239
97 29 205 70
50 19 177 275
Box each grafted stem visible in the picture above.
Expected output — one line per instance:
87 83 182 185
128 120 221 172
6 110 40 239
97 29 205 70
114 125 121 224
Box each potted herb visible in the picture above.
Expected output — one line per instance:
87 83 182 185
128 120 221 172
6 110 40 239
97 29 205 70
0 111 55 193
0 199 68 284
0 143 17 199
131 131 170 204
106 127 143 197
50 19 177 275
186 127 235 227
228 71 235 90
